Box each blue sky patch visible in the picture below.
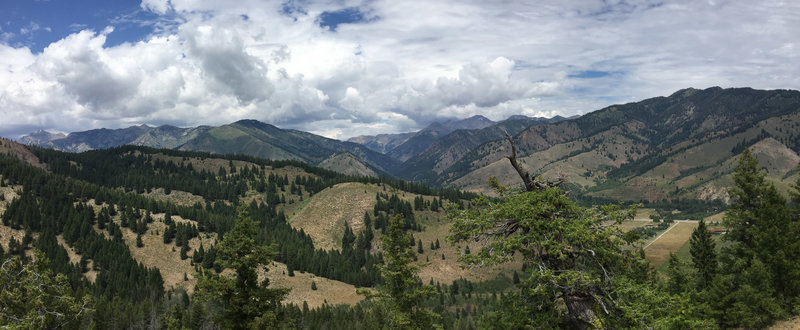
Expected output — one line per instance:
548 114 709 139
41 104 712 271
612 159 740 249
0 0 158 52
318 7 373 31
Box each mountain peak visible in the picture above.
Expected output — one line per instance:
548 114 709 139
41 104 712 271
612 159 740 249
18 129 67 146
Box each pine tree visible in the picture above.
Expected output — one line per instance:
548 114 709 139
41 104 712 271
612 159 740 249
364 215 438 328
0 250 92 328
708 149 799 327
195 205 289 329
665 253 689 294
689 219 716 289
448 135 708 328
136 233 144 248
180 244 189 260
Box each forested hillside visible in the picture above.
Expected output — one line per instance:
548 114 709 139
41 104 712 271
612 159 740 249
2 133 800 328
0 139 493 328
445 88 800 203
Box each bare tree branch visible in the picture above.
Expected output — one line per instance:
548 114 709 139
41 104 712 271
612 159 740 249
504 131 535 192
504 131 564 192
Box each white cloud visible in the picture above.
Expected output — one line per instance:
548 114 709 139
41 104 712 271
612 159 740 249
0 0 799 139
140 0 172 15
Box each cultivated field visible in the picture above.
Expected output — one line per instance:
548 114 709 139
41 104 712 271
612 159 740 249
644 221 699 268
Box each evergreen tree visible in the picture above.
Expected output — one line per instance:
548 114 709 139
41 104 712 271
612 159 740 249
689 219 716 289
136 233 144 248
708 149 800 327
195 205 289 329
180 244 189 260
0 250 93 328
363 215 438 328
448 135 708 328
664 253 689 294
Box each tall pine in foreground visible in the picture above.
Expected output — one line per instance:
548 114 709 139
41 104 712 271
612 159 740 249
689 219 716 289
363 214 439 329
707 149 800 328
194 205 289 329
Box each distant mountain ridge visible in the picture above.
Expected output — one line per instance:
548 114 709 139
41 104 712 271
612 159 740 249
17 87 800 201
19 120 396 177
347 132 415 154
444 87 800 202
396 115 568 182
17 130 66 147
348 115 496 160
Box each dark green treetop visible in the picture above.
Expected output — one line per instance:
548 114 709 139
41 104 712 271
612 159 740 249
0 250 92 329
363 214 439 329
194 204 289 329
689 219 716 289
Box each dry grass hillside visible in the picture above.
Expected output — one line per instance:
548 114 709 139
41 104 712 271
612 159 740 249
289 182 383 251
286 181 523 284
412 216 523 284
317 152 378 177
263 262 364 309
143 188 206 207
288 182 447 251
79 200 217 292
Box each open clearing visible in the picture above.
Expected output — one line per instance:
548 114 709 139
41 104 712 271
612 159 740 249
414 219 522 284
263 262 363 309
644 221 698 268
289 182 382 251
289 182 443 251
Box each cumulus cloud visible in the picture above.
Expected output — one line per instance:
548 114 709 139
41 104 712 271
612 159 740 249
0 0 799 139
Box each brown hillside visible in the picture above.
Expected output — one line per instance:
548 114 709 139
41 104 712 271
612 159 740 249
263 262 363 309
0 138 46 170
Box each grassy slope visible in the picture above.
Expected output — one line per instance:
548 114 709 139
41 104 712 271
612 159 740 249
263 262 363 308
288 182 523 283
288 182 380 251
317 153 378 177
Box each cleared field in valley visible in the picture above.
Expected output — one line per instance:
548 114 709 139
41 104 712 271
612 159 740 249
644 221 698 268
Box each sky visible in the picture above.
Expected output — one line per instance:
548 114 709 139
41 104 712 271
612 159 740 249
0 0 798 140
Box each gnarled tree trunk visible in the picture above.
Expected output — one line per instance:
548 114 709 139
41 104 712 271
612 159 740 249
565 292 600 329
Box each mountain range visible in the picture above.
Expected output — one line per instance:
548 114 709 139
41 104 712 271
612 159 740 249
18 87 800 203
